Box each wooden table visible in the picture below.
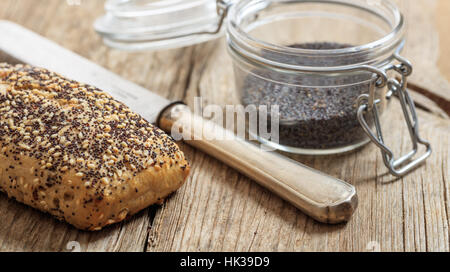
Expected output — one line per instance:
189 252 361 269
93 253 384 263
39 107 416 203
0 0 448 252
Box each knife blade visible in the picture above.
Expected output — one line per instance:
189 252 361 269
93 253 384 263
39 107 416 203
0 20 358 224
0 20 169 124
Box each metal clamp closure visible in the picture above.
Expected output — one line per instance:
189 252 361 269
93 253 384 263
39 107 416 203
357 54 432 177
201 0 232 36
166 0 231 38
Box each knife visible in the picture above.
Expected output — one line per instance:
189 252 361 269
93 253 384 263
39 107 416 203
0 20 357 224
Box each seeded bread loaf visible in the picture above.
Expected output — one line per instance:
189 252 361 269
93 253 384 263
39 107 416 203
0 63 190 231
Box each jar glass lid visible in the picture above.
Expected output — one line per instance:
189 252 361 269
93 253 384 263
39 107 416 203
94 0 229 51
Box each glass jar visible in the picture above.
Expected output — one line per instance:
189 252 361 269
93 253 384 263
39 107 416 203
226 0 402 154
95 0 431 176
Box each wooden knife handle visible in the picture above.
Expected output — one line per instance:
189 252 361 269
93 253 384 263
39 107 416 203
158 103 358 224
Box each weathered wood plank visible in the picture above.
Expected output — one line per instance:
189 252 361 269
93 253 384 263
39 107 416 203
0 0 194 252
0 0 448 252
148 0 450 252
148 97 450 251
401 0 450 114
436 0 450 84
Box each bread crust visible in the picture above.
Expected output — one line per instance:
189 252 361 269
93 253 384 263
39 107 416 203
0 63 190 230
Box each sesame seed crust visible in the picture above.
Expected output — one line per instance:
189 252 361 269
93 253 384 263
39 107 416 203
0 63 190 230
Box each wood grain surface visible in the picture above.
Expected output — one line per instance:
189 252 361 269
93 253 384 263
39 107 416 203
0 0 448 252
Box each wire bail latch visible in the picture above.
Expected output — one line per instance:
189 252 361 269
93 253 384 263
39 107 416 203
207 0 233 35
357 54 432 177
